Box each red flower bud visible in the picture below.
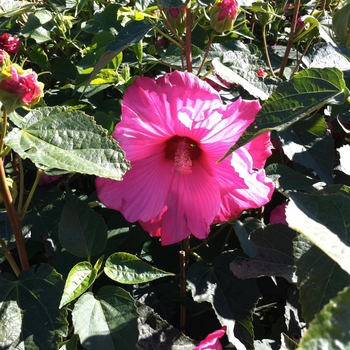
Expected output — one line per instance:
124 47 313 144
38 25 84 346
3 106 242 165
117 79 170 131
0 33 21 55
164 6 186 36
0 64 44 112
210 0 239 33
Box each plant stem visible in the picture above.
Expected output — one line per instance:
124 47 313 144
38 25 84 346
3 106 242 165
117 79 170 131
278 0 301 78
0 238 21 276
0 108 8 153
0 157 30 271
20 169 42 220
262 25 275 77
16 155 24 215
197 33 214 76
185 4 192 73
179 237 190 330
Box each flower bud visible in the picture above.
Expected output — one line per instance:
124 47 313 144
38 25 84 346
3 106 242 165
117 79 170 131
0 33 21 55
210 0 239 33
0 64 44 112
164 6 186 36
255 2 275 27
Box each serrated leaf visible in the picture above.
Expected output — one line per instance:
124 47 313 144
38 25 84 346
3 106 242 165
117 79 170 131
298 286 350 350
104 252 174 284
0 265 67 349
187 252 260 350
265 163 320 191
212 58 269 100
220 68 349 160
58 187 107 258
287 189 350 275
60 262 98 308
84 21 153 91
230 224 296 283
72 286 139 350
293 234 350 325
5 106 130 180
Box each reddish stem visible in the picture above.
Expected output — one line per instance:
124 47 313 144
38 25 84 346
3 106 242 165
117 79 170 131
278 0 301 78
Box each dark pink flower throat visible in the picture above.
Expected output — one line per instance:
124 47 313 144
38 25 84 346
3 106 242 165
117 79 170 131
165 136 202 175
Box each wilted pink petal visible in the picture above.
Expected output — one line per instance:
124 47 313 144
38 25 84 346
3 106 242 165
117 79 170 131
270 202 288 225
195 326 226 350
257 68 266 77
96 71 274 245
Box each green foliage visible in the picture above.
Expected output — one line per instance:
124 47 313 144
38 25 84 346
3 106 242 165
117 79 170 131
0 0 350 348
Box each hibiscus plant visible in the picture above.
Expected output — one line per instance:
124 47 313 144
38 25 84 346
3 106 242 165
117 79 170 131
0 0 349 349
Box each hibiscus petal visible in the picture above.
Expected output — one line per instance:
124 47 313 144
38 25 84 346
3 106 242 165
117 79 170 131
213 148 274 223
242 131 272 169
96 153 173 223
141 162 220 245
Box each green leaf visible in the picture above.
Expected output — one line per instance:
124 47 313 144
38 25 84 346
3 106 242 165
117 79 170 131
0 0 35 18
58 187 107 258
221 68 349 159
59 334 79 350
59 261 98 308
187 252 261 350
293 234 350 325
84 21 153 91
258 68 348 129
104 252 174 284
279 125 334 185
230 224 297 283
5 106 130 180
332 2 350 46
0 265 67 349
72 286 139 350
265 163 320 191
298 286 350 350
212 58 269 100
287 189 350 275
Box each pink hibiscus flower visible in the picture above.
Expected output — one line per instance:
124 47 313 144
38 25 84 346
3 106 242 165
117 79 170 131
195 326 226 350
95 71 274 245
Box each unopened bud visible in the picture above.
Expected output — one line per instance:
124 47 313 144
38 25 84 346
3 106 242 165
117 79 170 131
210 0 239 33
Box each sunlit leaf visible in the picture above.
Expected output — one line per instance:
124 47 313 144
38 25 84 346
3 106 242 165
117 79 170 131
0 265 67 349
5 106 130 180
58 187 107 258
72 286 139 350
60 261 98 308
187 252 260 350
287 188 350 275
230 224 297 283
0 0 35 17
298 286 350 350
104 252 174 284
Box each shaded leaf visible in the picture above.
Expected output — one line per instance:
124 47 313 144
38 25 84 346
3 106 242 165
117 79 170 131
279 117 334 184
298 286 350 350
60 261 98 308
5 106 130 180
230 224 296 283
58 187 107 258
136 303 195 349
104 252 174 284
293 234 350 325
72 286 139 350
187 252 260 350
0 265 67 349
287 189 350 275
265 163 320 191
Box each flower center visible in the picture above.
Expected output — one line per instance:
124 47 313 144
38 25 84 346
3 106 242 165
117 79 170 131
165 136 201 175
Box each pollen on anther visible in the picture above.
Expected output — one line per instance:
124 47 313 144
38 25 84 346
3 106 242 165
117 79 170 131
174 142 192 175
